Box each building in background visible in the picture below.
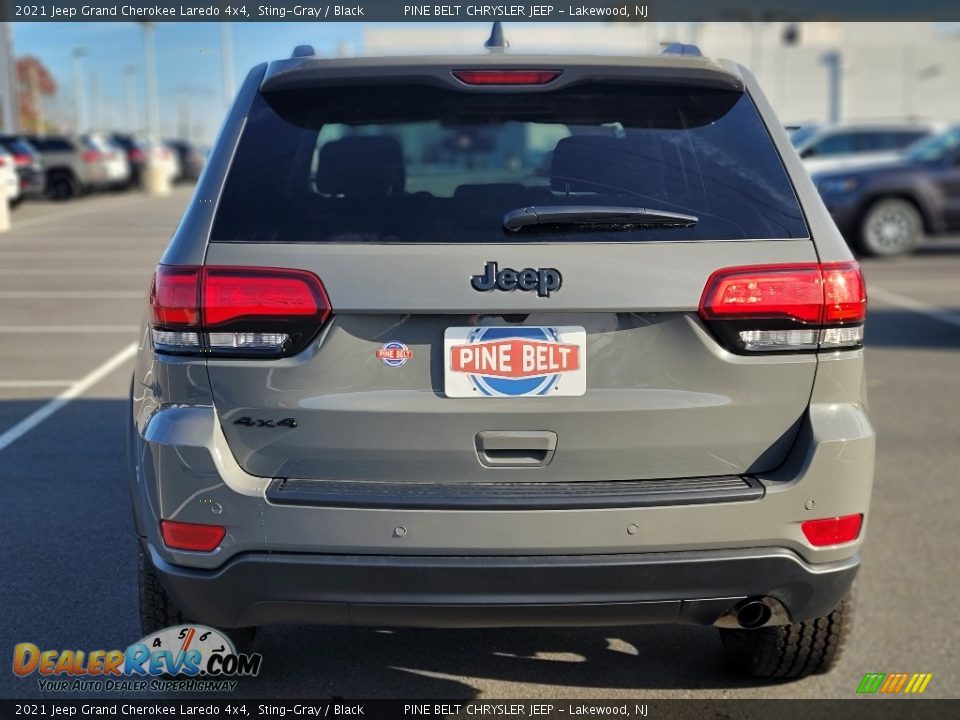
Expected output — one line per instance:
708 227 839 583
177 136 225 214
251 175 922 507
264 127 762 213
0 23 18 133
363 22 960 125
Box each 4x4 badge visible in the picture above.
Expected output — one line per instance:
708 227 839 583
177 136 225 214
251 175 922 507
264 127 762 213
471 261 562 298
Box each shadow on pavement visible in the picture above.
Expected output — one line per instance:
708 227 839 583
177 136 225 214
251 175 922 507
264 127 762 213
865 308 960 349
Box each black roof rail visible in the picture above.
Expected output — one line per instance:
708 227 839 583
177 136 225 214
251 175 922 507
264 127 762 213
291 44 315 58
661 43 703 57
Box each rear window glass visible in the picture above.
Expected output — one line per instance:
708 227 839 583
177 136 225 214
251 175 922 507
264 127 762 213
211 83 808 243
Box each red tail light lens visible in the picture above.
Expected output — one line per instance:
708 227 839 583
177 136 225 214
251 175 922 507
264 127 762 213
149 265 331 357
801 514 863 547
822 262 867 323
130 148 145 162
204 268 328 326
150 266 200 326
81 150 102 163
452 69 562 85
13 153 31 166
699 262 866 353
160 520 226 552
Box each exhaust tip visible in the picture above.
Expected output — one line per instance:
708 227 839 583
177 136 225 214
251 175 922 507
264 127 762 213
735 600 772 629
714 597 789 629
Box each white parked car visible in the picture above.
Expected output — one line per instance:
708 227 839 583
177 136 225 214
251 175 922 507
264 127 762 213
0 146 22 204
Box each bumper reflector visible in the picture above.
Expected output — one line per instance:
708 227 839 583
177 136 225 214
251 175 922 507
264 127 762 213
801 514 863 547
160 520 226 552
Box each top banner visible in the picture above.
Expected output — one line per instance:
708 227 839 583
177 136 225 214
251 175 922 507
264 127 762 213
3 0 960 22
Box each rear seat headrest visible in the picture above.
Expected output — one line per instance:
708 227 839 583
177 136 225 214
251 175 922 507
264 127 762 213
315 136 405 197
550 134 669 196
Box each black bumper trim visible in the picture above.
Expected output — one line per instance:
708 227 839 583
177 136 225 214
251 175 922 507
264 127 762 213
265 476 764 510
146 544 858 630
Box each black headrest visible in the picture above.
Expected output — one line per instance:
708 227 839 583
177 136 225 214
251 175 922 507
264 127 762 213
315 136 405 197
550 135 668 197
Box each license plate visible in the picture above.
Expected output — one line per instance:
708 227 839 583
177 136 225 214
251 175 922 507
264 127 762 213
444 326 586 398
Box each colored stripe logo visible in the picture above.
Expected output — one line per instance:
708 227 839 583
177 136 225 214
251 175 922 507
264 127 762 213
857 672 933 694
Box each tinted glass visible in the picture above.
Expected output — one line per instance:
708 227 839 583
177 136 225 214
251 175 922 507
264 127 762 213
861 130 928 151
811 133 856 156
212 84 808 243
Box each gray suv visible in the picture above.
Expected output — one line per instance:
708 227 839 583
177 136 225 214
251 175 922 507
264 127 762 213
129 46 873 679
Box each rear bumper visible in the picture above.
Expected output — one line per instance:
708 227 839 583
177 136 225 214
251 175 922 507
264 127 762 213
145 542 858 629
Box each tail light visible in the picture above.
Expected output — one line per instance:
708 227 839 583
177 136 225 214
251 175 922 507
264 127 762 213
160 520 225 552
0 157 5 167
13 153 31 166
699 262 866 353
149 265 331 357
81 150 102 163
129 148 145 162
801 514 863 547
452 69 562 85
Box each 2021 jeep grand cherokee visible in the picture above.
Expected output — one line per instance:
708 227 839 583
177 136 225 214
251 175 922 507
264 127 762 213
129 45 873 679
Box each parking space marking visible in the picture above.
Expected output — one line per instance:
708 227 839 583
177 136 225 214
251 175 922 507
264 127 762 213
0 291 143 299
0 325 140 333
0 342 137 453
870 286 960 330
2 195 152 231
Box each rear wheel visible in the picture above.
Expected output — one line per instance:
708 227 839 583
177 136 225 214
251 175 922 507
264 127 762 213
718 591 853 678
46 172 77 201
857 198 923 257
138 545 260 653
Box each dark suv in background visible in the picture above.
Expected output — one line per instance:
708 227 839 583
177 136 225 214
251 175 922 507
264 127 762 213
813 125 960 255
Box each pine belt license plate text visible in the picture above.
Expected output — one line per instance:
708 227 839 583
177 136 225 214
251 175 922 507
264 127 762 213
444 326 587 398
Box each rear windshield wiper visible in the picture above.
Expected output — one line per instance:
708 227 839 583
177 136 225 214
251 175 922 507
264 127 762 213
503 205 699 233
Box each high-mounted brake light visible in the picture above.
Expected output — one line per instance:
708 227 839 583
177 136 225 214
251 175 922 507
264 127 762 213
699 262 866 353
160 520 226 552
801 514 863 547
452 69 562 85
149 265 331 358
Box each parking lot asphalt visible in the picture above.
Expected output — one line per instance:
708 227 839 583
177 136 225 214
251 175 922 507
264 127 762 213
0 189 958 700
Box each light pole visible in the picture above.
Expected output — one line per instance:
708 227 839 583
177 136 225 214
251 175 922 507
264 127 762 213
89 69 100 130
820 50 843 124
220 23 235 113
71 47 88 133
124 65 138 133
139 22 159 137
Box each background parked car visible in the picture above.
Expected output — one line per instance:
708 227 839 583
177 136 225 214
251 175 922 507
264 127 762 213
798 121 940 175
0 145 21 206
25 134 130 200
0 135 45 204
166 139 206 182
111 134 179 188
786 123 821 147
812 125 960 256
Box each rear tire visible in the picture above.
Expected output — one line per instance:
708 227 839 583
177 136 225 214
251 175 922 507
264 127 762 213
46 172 77 201
856 198 922 257
138 545 261 653
718 592 853 678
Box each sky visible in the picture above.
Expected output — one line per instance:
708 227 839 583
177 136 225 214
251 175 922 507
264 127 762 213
11 22 368 141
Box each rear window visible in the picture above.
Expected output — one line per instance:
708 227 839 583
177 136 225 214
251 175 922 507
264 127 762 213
211 83 808 243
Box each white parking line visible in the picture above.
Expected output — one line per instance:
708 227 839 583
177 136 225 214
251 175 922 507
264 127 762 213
0 342 137 453
3 195 152 231
870 287 960 330
0 325 140 333
0 291 143 299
